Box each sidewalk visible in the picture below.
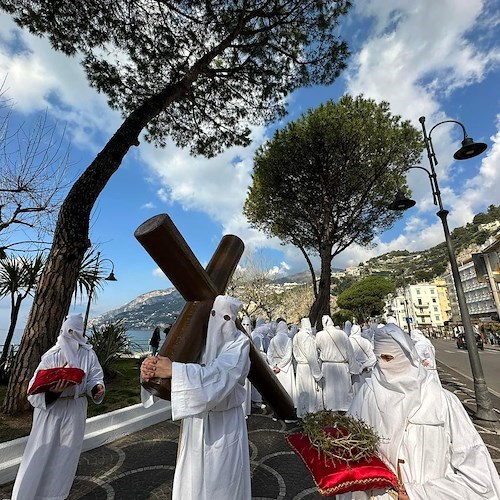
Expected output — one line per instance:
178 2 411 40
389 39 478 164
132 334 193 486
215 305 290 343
1 365 499 500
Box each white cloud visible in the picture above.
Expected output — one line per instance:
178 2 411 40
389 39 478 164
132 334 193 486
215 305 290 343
0 13 120 151
152 267 168 280
140 125 268 225
141 202 156 210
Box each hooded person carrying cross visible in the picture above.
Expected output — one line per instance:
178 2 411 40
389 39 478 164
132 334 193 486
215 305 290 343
141 295 252 500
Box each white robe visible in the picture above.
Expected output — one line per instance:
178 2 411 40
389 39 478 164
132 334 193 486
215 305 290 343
339 378 500 500
250 326 267 404
267 334 296 403
349 332 376 395
316 327 359 411
293 330 322 417
170 334 251 500
12 347 105 500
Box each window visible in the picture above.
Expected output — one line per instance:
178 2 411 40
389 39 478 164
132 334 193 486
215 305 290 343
416 289 421 295
435 315 440 321
418 299 422 305
432 298 437 303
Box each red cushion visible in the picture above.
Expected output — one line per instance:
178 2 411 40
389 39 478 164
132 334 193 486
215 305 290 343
286 431 399 496
28 367 85 395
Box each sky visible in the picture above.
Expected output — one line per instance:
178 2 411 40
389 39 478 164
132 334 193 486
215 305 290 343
1 0 500 336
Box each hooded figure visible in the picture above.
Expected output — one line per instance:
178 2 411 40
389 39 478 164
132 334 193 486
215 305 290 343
13 314 105 500
344 320 352 337
141 295 252 500
292 318 323 417
339 323 500 500
267 321 296 403
316 315 360 412
410 328 440 385
250 322 269 408
410 328 436 368
349 324 376 394
240 316 253 416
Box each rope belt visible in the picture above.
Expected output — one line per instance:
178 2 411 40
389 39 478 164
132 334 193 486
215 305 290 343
59 393 86 400
321 360 348 363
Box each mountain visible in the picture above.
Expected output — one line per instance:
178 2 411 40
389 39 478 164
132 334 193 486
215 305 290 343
90 288 185 330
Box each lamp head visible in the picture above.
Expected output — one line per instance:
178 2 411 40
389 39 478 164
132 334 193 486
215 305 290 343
388 190 416 211
453 137 487 160
105 271 117 281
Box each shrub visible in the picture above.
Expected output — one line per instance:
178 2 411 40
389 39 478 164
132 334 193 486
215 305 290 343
88 320 135 377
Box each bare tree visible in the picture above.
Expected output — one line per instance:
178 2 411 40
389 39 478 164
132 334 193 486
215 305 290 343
0 92 71 256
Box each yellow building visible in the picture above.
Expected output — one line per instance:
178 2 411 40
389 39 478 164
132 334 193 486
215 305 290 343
433 278 451 323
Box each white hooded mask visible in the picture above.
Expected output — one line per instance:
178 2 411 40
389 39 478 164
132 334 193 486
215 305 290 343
44 313 92 369
370 322 442 466
201 295 242 365
241 316 252 335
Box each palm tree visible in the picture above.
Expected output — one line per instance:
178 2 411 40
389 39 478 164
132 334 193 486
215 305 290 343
0 253 45 370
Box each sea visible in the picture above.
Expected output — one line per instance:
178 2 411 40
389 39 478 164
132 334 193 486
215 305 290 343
1 328 155 356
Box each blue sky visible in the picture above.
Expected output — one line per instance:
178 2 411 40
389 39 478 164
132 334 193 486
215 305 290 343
1 0 500 335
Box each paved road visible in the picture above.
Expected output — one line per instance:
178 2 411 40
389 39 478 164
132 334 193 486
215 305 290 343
1 357 499 499
433 338 500 396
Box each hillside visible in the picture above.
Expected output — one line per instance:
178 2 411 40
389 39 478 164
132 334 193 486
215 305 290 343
90 288 185 330
362 204 500 286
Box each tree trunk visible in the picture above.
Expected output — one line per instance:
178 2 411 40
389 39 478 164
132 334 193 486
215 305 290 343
296 242 318 297
309 246 333 330
0 294 22 368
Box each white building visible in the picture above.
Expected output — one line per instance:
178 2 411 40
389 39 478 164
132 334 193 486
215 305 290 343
444 261 499 323
386 283 445 332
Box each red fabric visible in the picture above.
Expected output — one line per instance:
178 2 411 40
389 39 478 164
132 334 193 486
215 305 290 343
28 367 85 395
286 430 399 496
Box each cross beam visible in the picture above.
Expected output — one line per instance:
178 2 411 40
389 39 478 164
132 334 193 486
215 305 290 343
134 214 295 420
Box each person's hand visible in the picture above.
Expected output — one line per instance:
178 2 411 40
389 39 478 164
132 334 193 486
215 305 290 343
141 355 173 381
272 365 280 374
422 359 430 367
92 384 105 400
49 379 75 393
398 484 410 500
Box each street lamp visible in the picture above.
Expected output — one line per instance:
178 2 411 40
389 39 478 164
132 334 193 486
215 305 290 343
389 116 497 425
83 252 117 333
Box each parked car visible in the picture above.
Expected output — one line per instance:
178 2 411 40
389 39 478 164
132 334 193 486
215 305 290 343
456 333 484 350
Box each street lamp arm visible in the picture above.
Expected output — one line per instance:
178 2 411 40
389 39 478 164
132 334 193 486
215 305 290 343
407 165 439 206
427 119 468 140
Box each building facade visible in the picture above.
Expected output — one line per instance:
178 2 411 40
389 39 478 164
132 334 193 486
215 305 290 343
386 283 446 332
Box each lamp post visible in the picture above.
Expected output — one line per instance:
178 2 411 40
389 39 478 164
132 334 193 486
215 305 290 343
83 252 117 333
389 116 498 424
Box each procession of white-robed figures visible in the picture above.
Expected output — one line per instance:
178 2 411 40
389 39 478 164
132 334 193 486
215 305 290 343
11 295 500 500
141 296 500 500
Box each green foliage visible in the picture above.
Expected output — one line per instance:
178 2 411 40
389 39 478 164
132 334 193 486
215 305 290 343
331 276 357 295
337 276 395 322
88 321 134 377
331 309 354 326
1 0 352 157
245 95 422 254
474 230 490 245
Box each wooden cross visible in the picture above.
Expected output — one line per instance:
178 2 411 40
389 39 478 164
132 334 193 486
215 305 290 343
134 214 295 420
